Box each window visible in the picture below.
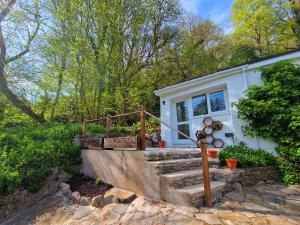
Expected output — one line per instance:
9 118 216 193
176 101 188 122
191 90 227 116
209 91 226 112
177 124 190 139
192 94 208 116
176 100 190 139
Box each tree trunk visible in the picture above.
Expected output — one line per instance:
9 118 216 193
0 69 46 123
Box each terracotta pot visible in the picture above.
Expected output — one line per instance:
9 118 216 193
226 158 238 169
159 140 166 148
207 149 218 158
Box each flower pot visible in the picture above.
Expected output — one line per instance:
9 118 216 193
208 149 218 158
159 140 166 148
226 158 238 169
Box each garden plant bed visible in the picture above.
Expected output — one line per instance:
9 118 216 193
67 175 112 197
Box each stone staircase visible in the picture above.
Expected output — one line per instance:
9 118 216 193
144 148 228 208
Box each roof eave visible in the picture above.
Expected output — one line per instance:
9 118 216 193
154 65 245 97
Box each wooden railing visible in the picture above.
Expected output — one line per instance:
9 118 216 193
82 108 212 207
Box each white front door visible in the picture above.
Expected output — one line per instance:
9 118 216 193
175 100 191 143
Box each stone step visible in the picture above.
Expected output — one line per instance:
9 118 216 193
161 169 214 188
174 181 226 208
149 158 219 174
145 148 201 161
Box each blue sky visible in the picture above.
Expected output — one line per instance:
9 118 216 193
180 0 235 32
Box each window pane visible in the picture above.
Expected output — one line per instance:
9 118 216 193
176 101 188 122
178 124 190 139
209 91 226 112
192 94 208 116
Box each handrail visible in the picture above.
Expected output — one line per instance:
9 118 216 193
86 111 141 123
144 111 199 146
82 108 212 207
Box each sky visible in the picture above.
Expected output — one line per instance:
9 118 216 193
180 0 235 33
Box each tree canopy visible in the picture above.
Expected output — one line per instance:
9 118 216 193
0 0 299 125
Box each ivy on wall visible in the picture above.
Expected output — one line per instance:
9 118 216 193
236 60 300 184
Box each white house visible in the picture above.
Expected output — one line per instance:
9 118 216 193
154 49 300 153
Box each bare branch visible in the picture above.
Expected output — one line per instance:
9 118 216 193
0 0 16 22
5 13 41 64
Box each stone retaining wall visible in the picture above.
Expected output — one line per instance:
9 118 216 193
213 166 280 187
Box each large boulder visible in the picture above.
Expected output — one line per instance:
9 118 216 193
104 188 136 203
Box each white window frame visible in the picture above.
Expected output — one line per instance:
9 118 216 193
173 88 230 144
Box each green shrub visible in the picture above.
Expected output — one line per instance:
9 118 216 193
236 61 300 184
95 178 102 185
219 144 276 168
0 123 83 194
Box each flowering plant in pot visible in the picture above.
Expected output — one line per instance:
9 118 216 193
159 140 166 148
195 130 206 142
207 149 218 158
211 120 223 130
225 158 238 169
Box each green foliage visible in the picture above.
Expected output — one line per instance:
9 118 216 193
219 144 276 168
95 178 102 185
0 123 83 194
237 60 300 184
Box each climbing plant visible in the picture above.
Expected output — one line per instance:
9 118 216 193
237 60 300 184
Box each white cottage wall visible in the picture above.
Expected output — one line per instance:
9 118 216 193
156 51 300 153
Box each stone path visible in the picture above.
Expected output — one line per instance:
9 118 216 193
4 183 300 225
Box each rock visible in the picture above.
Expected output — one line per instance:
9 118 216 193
103 195 115 205
195 213 222 224
80 196 92 206
60 182 72 199
91 195 104 208
104 187 136 203
72 191 81 204
112 196 120 203
262 194 283 205
224 191 244 202
232 182 243 192
245 194 262 202
285 199 300 207
72 206 95 220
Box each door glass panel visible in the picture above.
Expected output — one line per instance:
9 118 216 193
209 90 226 112
176 101 188 122
177 124 190 139
192 94 208 116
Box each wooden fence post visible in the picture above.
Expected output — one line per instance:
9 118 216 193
106 114 111 132
140 108 146 150
83 119 88 139
200 138 212 207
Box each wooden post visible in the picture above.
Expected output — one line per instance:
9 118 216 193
200 138 212 207
140 107 146 150
83 119 88 147
106 114 111 132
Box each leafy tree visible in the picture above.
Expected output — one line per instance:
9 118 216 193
237 61 300 184
0 0 45 122
232 0 298 56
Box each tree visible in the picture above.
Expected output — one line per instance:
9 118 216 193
0 0 45 122
232 0 298 57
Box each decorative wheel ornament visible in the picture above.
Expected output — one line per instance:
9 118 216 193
203 127 213 135
205 135 214 145
203 117 213 127
212 138 225 148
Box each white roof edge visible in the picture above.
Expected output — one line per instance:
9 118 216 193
154 50 300 97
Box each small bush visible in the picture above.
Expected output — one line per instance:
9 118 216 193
219 144 276 168
0 123 83 194
95 178 102 185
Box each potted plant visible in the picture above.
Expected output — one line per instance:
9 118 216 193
225 158 238 169
159 140 166 148
195 130 206 142
212 120 223 130
208 149 218 158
